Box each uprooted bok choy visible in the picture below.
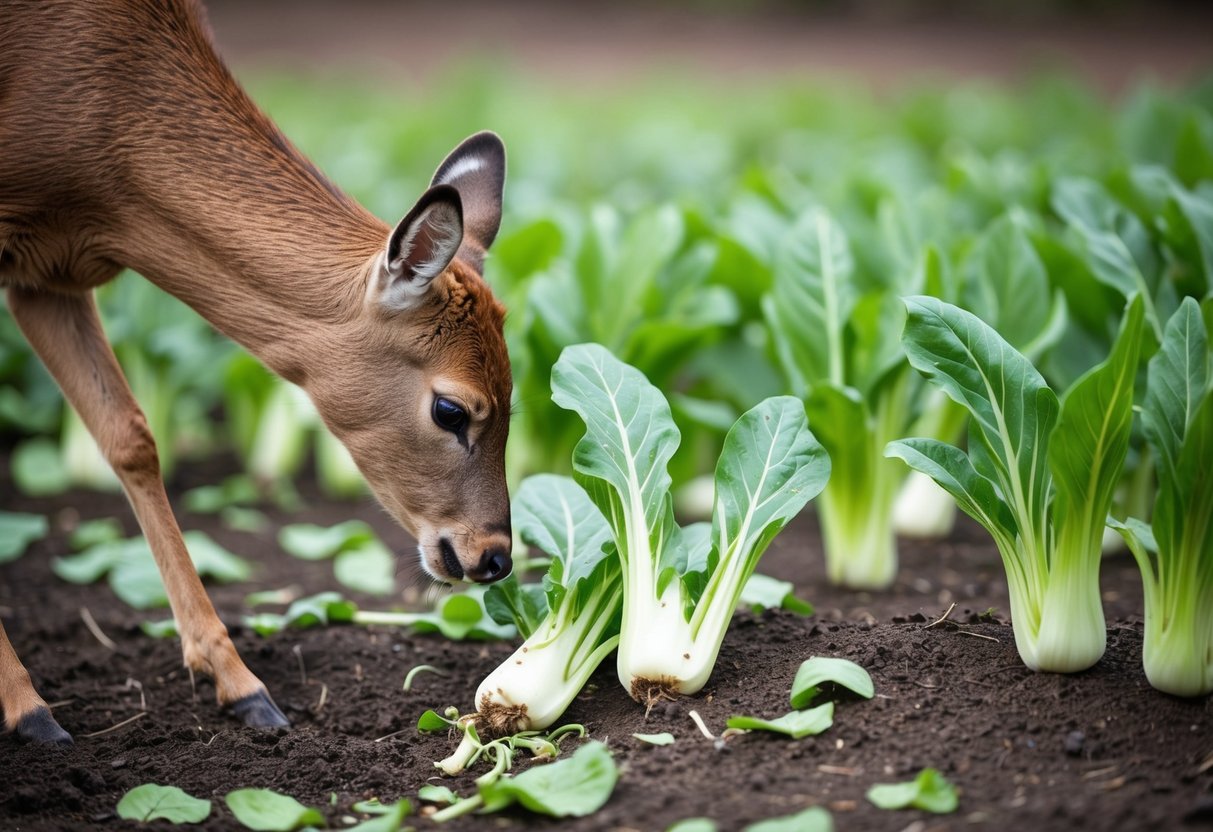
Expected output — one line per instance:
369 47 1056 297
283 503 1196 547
1114 297 1213 697
477 474 622 733
552 343 830 702
888 295 1145 673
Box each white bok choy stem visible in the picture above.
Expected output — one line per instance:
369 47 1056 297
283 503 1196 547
476 475 622 732
888 295 1145 673
1113 297 1213 697
552 343 830 702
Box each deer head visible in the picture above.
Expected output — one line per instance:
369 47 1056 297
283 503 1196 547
308 132 513 585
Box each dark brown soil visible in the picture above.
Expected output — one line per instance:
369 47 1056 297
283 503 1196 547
1 460 1211 831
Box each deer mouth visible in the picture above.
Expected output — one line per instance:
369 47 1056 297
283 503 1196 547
438 537 464 581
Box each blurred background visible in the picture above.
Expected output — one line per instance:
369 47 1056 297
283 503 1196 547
2 0 1211 543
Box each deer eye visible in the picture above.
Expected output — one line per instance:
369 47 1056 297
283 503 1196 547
432 397 469 434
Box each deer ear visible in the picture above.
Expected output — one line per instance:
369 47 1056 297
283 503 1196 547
378 184 463 312
430 131 505 272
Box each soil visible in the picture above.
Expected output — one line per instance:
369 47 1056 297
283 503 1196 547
1 456 1211 832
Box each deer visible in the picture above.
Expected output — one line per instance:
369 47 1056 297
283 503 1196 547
0 0 515 745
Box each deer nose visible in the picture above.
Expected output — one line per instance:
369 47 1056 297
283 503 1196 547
467 546 512 584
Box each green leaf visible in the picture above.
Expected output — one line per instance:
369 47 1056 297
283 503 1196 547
704 396 829 593
513 474 615 606
885 438 1016 543
283 592 357 628
790 657 874 708
739 573 813 617
334 542 395 596
278 520 375 560
483 577 548 638
1142 296 1208 485
224 788 324 831
478 740 618 818
183 531 252 583
742 806 834 832
0 511 48 563
1049 296 1145 561
221 506 271 533
764 207 856 393
53 540 134 585
417 785 458 805
632 732 675 746
726 702 834 739
183 475 260 514
898 296 1057 540
866 768 959 814
551 343 680 569
117 783 212 824
140 619 179 638
69 517 123 551
416 709 452 732
11 437 70 496
345 800 410 832
667 820 719 832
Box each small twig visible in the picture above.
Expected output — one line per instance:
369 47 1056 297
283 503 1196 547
955 630 1000 643
924 602 957 630
46 699 75 710
373 727 411 743
80 607 117 651
81 711 148 738
292 644 307 686
314 683 328 715
687 709 715 741
188 667 198 703
1199 752 1213 775
818 764 859 776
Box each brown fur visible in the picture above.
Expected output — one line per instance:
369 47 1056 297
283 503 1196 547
0 0 513 737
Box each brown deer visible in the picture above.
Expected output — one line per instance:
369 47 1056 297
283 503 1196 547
0 0 515 745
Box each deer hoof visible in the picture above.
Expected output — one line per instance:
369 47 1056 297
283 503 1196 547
15 707 73 746
230 689 290 729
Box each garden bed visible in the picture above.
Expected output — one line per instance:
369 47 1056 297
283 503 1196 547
1 464 1210 831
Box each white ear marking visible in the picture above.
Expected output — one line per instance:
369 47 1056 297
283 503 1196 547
437 155 484 185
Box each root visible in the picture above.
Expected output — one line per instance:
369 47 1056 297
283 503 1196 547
476 692 530 737
630 676 680 715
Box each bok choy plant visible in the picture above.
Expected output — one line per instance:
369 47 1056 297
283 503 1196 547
888 294 1145 673
552 344 829 702
477 474 622 733
1114 297 1213 697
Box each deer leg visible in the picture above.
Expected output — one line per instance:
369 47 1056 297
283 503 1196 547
5 286 288 729
0 619 72 745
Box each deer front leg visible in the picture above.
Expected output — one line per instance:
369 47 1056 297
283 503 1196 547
5 286 288 730
0 619 72 745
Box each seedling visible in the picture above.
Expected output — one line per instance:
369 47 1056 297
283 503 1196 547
866 768 959 814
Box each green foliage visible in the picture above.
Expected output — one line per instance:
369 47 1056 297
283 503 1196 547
790 657 875 709
224 789 324 831
53 531 251 610
743 806 834 832
277 520 394 596
725 702 835 739
866 768 959 814
632 732 675 746
477 741 618 818
117 784 212 824
888 295 1146 673
0 511 47 563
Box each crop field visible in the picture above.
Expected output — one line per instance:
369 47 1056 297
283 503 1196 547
1 12 1212 832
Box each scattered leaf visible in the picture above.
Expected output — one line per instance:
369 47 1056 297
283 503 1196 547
726 702 834 739
790 656 874 709
866 768 958 814
742 806 834 832
478 740 618 818
417 785 459 805
278 520 374 560
632 732 676 746
0 511 48 563
667 820 719 832
68 517 123 551
334 542 395 596
346 800 410 832
739 572 814 616
117 783 212 824
417 709 451 733
140 619 179 639
224 788 324 831
11 438 70 496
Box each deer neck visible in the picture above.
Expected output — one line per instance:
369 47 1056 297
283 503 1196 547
102 36 388 384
